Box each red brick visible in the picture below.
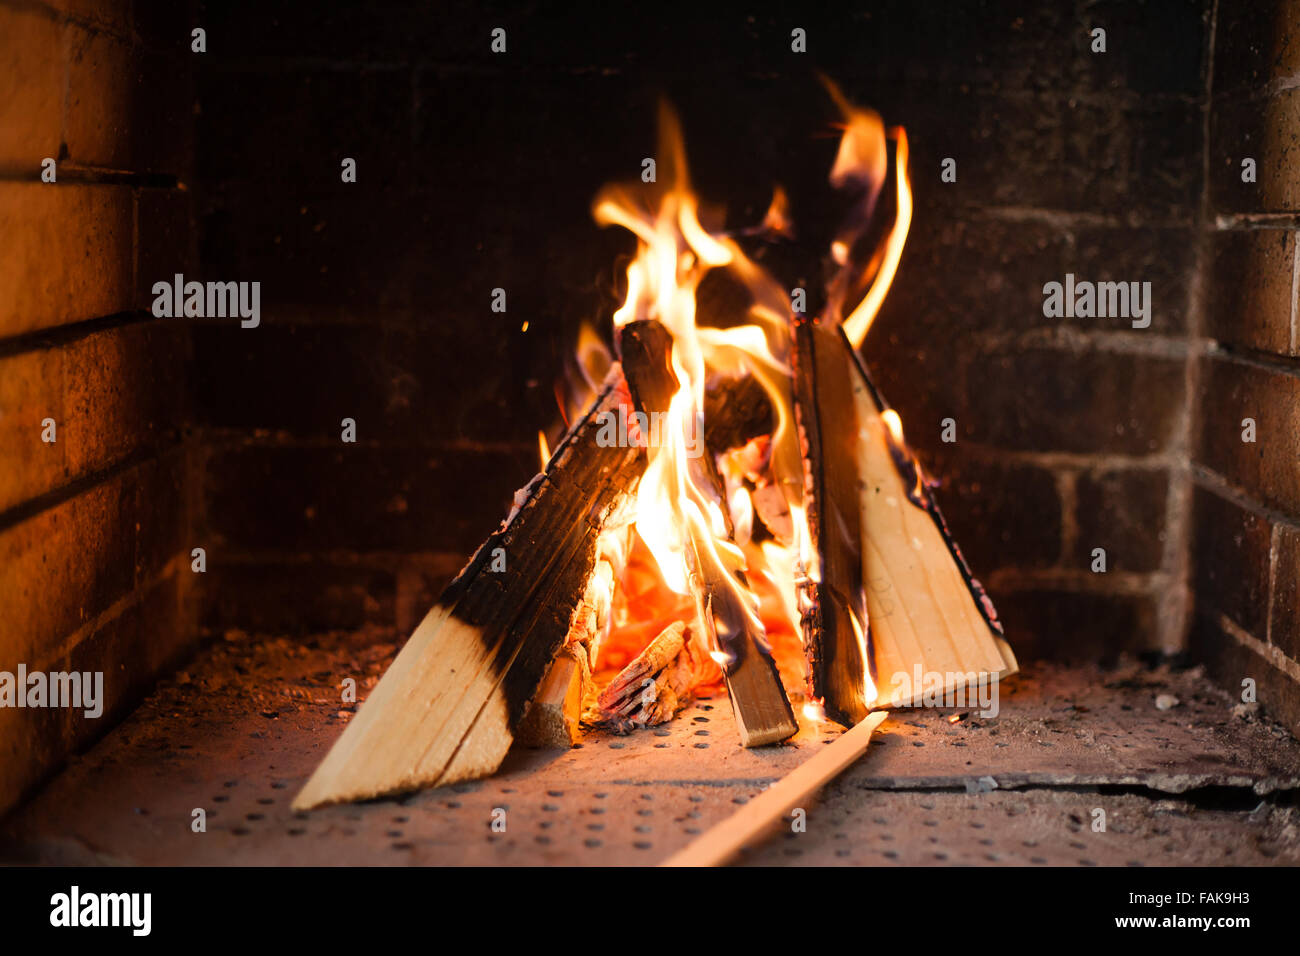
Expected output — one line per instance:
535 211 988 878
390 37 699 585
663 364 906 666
0 321 186 514
64 28 193 176
136 188 194 308
0 184 134 336
1191 485 1273 638
870 214 1195 342
48 0 132 34
1213 0 1300 96
0 6 64 170
0 686 69 816
67 570 191 748
0 569 193 817
1206 228 1297 356
1210 87 1300 215
200 560 397 635
64 28 133 170
1194 353 1300 515
989 587 1161 662
189 321 534 446
964 348 1186 455
133 445 191 585
0 477 132 668
1272 523 1300 662
0 346 66 514
917 449 1062 573
1075 468 1170 573
1190 612 1300 736
201 444 534 556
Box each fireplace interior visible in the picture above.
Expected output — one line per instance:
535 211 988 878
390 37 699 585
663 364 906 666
1 0 1298 866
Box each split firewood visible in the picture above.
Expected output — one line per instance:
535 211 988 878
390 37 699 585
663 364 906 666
845 340 1018 707
293 366 644 810
617 318 798 747
793 321 1017 724
518 550 617 747
517 643 591 748
597 621 711 731
792 318 872 728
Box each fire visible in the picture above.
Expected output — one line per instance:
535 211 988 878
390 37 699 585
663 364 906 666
842 127 911 349
819 78 914 350
571 88 912 724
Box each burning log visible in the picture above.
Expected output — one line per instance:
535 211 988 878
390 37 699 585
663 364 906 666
597 620 708 731
794 318 1016 720
293 368 643 810
618 318 798 747
845 342 1018 708
703 372 773 454
792 318 871 728
517 644 590 748
518 551 613 747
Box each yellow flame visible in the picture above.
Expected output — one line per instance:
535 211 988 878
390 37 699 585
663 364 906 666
587 92 908 707
537 430 550 469
592 104 794 658
881 408 905 445
848 607 878 706
842 128 912 349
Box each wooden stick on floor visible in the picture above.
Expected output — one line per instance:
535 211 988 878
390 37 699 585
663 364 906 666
660 710 888 867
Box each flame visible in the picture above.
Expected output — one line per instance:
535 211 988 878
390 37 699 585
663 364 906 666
842 127 911 349
848 605 878 706
579 88 911 720
881 408 905 445
819 77 913 351
802 699 826 723
762 185 793 238
593 103 797 668
537 430 550 469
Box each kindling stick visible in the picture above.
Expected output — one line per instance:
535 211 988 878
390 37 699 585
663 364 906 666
660 710 888 867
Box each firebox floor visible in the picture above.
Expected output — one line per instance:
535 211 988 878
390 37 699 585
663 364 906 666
3 629 1299 866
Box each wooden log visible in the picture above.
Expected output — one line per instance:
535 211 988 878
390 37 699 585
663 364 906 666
597 620 708 730
516 550 612 748
792 318 871 728
293 368 644 810
516 646 586 748
703 372 773 454
845 337 1018 707
618 319 798 747
660 711 888 867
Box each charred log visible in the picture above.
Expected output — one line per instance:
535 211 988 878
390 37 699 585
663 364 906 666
617 319 798 747
294 367 644 809
792 318 872 728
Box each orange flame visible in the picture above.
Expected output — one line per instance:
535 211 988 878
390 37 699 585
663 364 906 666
820 78 913 350
583 88 912 711
842 128 911 349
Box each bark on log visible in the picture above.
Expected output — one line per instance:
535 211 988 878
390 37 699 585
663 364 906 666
793 321 1016 725
294 367 644 809
792 318 872 728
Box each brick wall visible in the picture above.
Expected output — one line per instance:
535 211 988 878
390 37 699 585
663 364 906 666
853 1 1208 663
187 2 1217 664
1189 0 1300 732
0 0 196 814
